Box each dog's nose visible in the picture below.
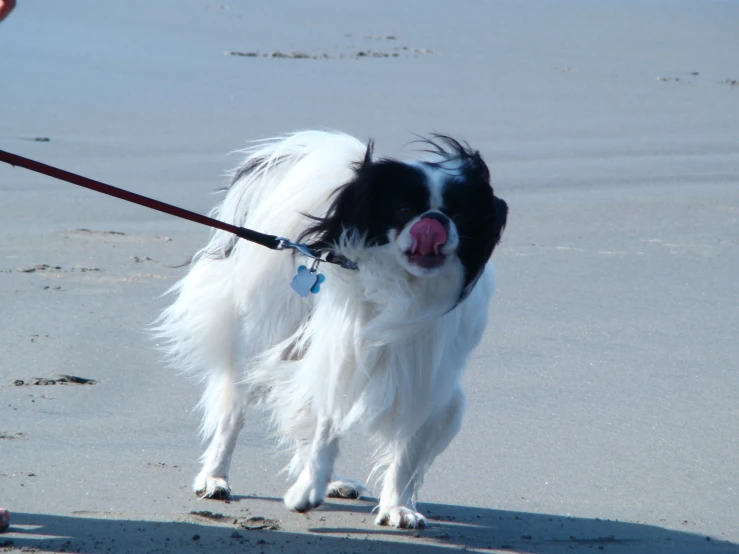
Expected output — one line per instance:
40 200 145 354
410 217 448 255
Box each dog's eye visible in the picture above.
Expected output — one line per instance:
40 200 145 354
395 205 417 221
450 212 466 224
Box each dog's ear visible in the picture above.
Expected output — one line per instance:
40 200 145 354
362 139 374 167
298 142 375 248
456 195 508 305
490 196 508 250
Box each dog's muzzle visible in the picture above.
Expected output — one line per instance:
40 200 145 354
408 213 449 269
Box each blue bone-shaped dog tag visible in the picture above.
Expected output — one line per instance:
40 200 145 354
311 273 325 294
290 265 325 297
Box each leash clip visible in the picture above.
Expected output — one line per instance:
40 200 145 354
276 238 358 270
276 238 323 261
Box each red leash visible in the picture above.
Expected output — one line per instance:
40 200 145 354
0 149 357 269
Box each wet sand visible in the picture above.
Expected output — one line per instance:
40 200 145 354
1 1 738 552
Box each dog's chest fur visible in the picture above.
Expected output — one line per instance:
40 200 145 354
252 253 493 439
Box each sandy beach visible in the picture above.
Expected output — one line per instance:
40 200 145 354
2 1 738 552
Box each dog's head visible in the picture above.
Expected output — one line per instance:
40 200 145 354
303 135 508 301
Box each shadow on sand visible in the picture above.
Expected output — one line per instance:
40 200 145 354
4 500 737 553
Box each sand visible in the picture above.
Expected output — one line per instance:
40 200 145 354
1 1 738 552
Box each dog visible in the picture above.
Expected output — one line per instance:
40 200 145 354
156 131 508 528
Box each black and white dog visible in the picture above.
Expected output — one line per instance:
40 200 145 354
157 131 508 528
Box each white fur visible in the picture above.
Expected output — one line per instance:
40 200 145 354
155 131 496 528
414 161 447 211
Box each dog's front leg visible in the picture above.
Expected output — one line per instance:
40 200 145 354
375 388 466 529
284 416 338 512
193 407 245 499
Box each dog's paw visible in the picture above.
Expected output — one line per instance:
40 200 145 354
284 476 327 513
193 476 232 500
375 506 427 529
326 479 365 500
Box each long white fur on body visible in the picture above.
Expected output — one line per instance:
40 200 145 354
155 131 495 528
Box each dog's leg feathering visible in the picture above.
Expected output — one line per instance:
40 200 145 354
284 417 339 513
375 388 466 529
192 370 246 500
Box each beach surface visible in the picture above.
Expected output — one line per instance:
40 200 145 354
1 1 738 552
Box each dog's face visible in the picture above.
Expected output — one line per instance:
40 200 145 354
303 136 508 301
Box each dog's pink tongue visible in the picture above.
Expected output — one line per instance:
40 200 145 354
410 218 447 255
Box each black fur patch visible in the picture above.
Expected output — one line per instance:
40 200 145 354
300 141 430 247
301 134 508 302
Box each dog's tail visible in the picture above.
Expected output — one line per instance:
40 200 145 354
154 130 368 437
